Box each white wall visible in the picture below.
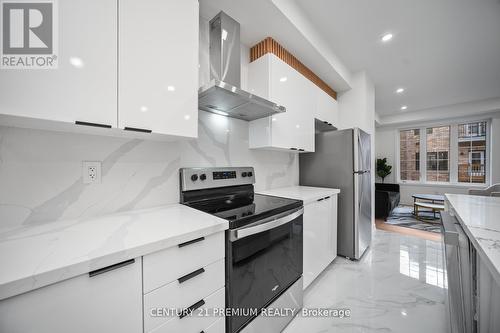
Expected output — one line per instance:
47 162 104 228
375 128 396 184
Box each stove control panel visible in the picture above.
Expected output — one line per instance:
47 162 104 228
213 171 236 180
180 167 255 192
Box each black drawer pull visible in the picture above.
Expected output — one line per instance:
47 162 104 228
75 121 112 129
299 149 305 152
89 259 135 277
124 126 152 133
317 198 325 202
179 299 205 319
323 121 328 124
178 268 205 284
178 236 205 248
289 147 298 150
323 196 331 200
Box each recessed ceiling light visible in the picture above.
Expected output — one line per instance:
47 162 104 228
381 33 393 42
140 106 148 112
400 105 408 110
396 88 405 94
279 77 288 82
167 85 175 92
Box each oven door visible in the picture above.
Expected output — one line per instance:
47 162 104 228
226 207 303 333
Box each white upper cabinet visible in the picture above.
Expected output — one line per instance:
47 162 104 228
118 0 199 137
248 54 315 152
0 0 118 128
316 88 339 129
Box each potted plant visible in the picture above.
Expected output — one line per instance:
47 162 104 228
376 158 392 183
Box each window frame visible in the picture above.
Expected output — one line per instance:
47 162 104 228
396 119 490 187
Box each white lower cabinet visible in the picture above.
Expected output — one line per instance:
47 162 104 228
143 231 226 333
0 258 143 333
303 194 338 289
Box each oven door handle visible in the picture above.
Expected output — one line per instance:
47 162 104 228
230 207 304 241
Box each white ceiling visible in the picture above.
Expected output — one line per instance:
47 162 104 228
294 0 500 116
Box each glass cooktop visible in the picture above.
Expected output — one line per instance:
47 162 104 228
186 193 302 229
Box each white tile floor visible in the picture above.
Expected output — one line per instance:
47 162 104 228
285 229 448 333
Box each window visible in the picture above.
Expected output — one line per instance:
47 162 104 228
399 129 420 181
398 121 488 185
458 121 487 183
426 126 450 182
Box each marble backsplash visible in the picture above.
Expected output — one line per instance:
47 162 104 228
0 111 298 234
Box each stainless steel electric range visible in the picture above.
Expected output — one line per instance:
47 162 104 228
180 167 304 333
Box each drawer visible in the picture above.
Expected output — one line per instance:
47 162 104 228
144 259 225 332
149 287 225 333
143 231 224 293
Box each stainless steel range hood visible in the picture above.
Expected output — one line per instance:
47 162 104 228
198 11 286 121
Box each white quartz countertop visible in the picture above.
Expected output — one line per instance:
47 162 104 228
446 194 500 283
258 186 340 205
0 204 228 301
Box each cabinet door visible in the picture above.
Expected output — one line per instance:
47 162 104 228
316 88 339 129
303 197 334 289
0 0 117 127
0 258 142 333
329 195 338 260
268 55 302 150
119 0 198 137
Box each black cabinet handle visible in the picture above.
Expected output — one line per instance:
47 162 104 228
124 127 152 133
89 259 135 277
317 198 325 202
324 196 331 200
289 147 298 151
75 121 112 129
179 299 205 319
323 121 328 124
298 149 305 152
178 236 205 248
178 268 205 284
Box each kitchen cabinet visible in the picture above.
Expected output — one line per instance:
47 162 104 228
118 0 199 137
142 231 225 333
315 88 339 129
0 0 199 140
0 0 118 128
248 53 315 152
0 258 143 333
303 194 338 289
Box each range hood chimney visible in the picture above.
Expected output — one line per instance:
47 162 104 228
198 11 286 121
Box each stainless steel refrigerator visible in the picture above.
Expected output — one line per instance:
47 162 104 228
299 127 372 260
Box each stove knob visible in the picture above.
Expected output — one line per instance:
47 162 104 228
248 172 253 177
241 172 247 177
191 174 198 181
200 173 207 181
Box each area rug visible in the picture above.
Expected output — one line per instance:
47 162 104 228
385 205 442 234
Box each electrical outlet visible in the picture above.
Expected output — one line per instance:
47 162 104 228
82 161 101 184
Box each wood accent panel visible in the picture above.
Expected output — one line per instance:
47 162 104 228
250 37 337 100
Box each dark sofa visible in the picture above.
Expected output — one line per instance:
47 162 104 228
375 183 400 219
